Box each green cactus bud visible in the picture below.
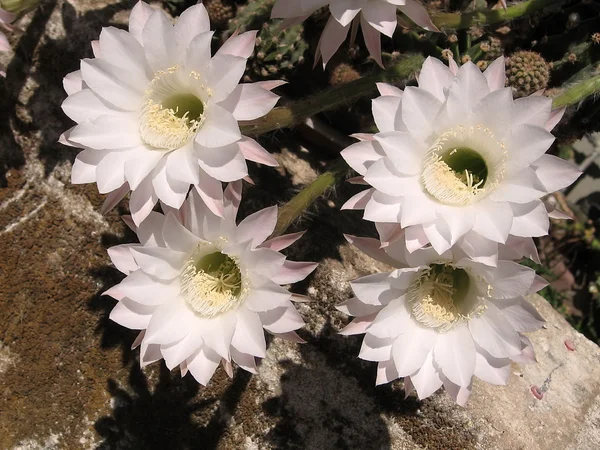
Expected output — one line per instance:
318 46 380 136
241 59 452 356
227 0 276 35
204 0 235 28
248 20 308 80
506 51 550 98
329 63 360 86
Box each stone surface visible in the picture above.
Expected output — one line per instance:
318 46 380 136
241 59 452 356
0 1 599 449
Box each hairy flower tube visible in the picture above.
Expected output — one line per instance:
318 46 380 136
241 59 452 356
341 56 581 264
105 183 317 384
271 0 438 66
340 233 546 405
61 1 281 225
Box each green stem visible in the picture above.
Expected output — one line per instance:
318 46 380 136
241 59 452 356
431 0 566 30
273 159 349 236
240 54 424 137
553 75 600 108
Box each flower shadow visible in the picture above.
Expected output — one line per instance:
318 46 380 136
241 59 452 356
94 361 218 450
4 0 135 179
87 207 139 366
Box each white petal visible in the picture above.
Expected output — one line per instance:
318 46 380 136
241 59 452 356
418 56 454 102
410 350 443 399
162 212 201 253
108 270 176 306
336 296 382 317
161 330 203 370
402 86 441 142
318 16 349 66
217 30 257 59
71 149 102 184
198 311 237 360
374 132 422 175
144 301 195 345
489 167 545 204
376 82 403 97
533 154 581 193
63 70 84 95
125 147 164 190
107 244 139 275
184 31 214 73
372 95 405 133
137 211 166 247
196 142 248 181
399 0 439 32
129 0 154 43
62 88 119 123
392 322 437 376
433 325 476 387
368 298 411 339
362 2 397 37
98 27 150 81
187 346 220 385
230 346 257 373
376 359 400 385
244 280 291 313
510 201 549 237
468 302 522 358
151 159 189 209
486 260 535 299
109 299 154 329
512 95 551 128
130 246 187 280
442 377 472 406
329 2 361 27
260 305 305 333
80 59 142 110
95 152 126 194
483 56 506 91
69 114 142 150
235 205 277 247
343 234 402 267
472 200 513 243
400 194 438 228
341 140 384 176
271 260 318 284
237 136 278 167
194 171 225 218
474 348 510 385
142 9 176 72
195 104 241 148
231 308 267 358
174 3 210 58
494 298 544 332
351 272 397 306
166 142 200 184
506 124 555 173
206 54 247 103
219 83 279 121
363 190 403 223
360 334 394 362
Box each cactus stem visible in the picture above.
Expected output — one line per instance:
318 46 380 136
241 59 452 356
241 54 424 137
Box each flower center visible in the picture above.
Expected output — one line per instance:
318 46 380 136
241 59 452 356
139 66 207 150
407 264 483 332
421 126 506 206
181 250 246 318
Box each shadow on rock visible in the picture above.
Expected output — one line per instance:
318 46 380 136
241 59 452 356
87 216 139 366
3 0 134 181
94 362 216 450
262 343 394 450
